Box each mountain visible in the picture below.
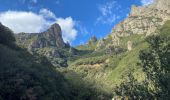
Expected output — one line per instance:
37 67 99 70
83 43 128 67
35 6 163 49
0 22 72 100
4 0 170 99
67 0 170 99
94 0 170 52
0 22 111 100
16 23 67 49
15 23 73 67
112 0 170 37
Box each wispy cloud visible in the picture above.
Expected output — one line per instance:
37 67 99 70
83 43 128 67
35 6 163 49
39 8 56 20
19 0 38 4
56 0 60 5
0 9 78 43
96 0 121 25
98 1 116 16
31 0 37 4
141 0 154 6
75 21 89 36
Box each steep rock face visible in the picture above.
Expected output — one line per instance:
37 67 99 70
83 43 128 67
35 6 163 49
95 0 170 51
111 0 170 38
29 23 66 49
152 0 170 11
15 23 71 67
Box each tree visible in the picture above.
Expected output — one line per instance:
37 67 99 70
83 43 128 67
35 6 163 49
114 35 170 99
113 72 153 100
0 23 15 45
139 35 170 99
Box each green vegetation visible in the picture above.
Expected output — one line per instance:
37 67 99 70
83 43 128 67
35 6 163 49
66 20 170 99
0 23 111 100
0 23 15 46
0 23 72 100
1 18 170 99
119 34 145 49
113 34 170 99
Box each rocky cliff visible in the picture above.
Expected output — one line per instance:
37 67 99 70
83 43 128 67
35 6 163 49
111 0 170 37
16 23 67 49
95 0 170 51
15 23 72 67
94 0 170 52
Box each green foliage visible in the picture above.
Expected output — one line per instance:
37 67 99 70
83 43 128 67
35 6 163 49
139 35 170 99
0 23 15 45
0 25 71 100
119 34 145 49
72 56 107 66
114 34 170 100
0 45 72 100
159 20 170 36
62 70 111 100
114 72 153 99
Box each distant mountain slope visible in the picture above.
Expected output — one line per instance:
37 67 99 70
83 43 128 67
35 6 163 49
93 0 170 52
9 0 170 99
66 0 170 98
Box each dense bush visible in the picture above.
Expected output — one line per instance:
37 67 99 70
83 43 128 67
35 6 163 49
113 72 153 99
0 24 71 100
139 35 170 99
0 23 15 45
113 34 170 99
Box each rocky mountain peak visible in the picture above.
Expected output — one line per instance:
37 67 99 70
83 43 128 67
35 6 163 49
41 23 65 48
87 36 98 45
49 23 62 36
97 0 170 51
111 0 170 39
16 23 67 49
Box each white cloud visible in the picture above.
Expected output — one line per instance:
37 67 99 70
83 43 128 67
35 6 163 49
56 17 77 42
141 0 154 6
39 8 56 20
0 11 48 33
96 1 121 25
0 9 78 43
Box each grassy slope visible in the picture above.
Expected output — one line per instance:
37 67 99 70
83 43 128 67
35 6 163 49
12 21 170 99
36 20 170 99
66 33 149 95
108 34 147 81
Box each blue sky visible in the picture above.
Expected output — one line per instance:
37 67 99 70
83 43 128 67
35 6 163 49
0 0 154 46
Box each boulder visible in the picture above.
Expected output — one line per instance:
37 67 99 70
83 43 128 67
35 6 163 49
127 41 133 51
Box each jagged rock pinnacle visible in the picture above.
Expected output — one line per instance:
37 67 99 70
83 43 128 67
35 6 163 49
29 23 66 49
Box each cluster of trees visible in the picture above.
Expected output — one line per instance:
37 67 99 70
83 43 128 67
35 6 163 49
0 23 15 46
114 34 170 99
0 23 71 100
0 23 108 100
74 56 107 66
